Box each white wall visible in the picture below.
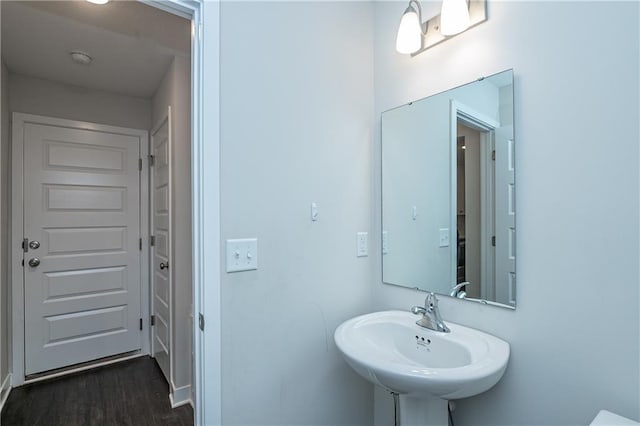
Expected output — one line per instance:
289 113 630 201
382 99 452 293
151 55 192 397
373 1 639 425
8 73 150 130
219 2 374 424
499 84 514 126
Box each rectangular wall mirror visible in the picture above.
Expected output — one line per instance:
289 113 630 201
382 69 515 308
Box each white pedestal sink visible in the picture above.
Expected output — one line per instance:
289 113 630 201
334 310 510 426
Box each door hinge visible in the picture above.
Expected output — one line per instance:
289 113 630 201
491 236 496 247
199 313 205 331
139 158 143 171
139 238 143 251
491 150 496 161
150 315 155 326
139 318 143 330
150 235 155 246
21 259 24 267
148 155 155 167
22 238 29 253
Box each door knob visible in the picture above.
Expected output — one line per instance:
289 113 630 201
159 262 169 270
28 258 40 267
29 240 40 250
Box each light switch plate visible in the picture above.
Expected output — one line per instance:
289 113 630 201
226 238 258 272
357 232 368 257
439 228 450 247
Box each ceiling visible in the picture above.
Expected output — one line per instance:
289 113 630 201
1 1 191 98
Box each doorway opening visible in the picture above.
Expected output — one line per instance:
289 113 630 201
1 0 203 418
455 122 493 300
451 100 515 306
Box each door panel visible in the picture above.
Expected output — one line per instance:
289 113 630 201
45 227 126 254
151 110 172 382
44 266 127 299
494 125 516 305
24 123 142 375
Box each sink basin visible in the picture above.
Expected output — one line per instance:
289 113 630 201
334 310 510 400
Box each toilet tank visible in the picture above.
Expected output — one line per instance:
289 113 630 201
590 410 639 426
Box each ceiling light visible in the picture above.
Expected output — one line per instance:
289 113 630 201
86 0 109 4
70 51 93 66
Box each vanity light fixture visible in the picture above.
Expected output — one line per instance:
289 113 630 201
396 0 487 56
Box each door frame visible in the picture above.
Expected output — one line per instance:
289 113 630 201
139 1 220 425
11 113 150 386
450 101 499 297
6 1 220 424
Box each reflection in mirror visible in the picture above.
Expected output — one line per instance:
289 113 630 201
381 69 515 308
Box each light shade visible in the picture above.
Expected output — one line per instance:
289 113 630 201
440 0 471 36
395 5 422 54
86 0 109 4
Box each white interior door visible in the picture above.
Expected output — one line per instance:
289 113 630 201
151 108 172 382
23 122 142 375
494 125 516 305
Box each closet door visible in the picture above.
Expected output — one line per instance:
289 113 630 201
150 107 172 382
494 125 515 306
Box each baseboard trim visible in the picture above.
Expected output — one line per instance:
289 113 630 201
0 373 12 414
170 383 192 408
23 353 145 386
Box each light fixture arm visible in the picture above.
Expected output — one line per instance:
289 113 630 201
407 0 428 36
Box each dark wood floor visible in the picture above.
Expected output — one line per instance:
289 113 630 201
1 356 193 426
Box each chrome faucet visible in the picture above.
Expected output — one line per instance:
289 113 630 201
411 292 450 333
450 281 471 298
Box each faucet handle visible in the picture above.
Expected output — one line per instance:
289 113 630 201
425 292 438 309
415 292 450 333
411 305 427 315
